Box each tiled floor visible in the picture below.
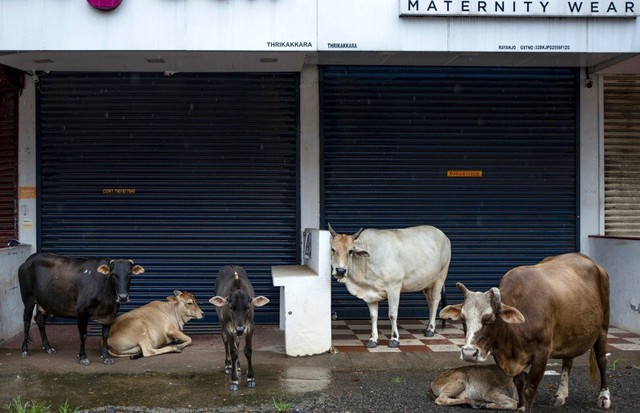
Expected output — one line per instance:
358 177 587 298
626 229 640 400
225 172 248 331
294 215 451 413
331 319 640 353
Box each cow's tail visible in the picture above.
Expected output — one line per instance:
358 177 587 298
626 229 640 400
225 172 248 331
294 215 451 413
439 287 447 329
589 348 598 386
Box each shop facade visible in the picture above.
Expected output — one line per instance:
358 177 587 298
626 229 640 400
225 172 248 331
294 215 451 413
1 0 639 336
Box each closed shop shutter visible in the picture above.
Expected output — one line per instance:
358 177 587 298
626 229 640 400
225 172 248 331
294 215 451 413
320 66 578 318
604 75 640 237
0 65 20 244
38 72 299 327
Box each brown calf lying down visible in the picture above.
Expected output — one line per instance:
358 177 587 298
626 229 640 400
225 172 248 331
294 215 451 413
108 290 203 358
430 365 524 410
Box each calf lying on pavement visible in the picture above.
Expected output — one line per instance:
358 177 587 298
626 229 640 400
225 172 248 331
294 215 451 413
108 290 204 358
430 364 523 410
210 265 269 391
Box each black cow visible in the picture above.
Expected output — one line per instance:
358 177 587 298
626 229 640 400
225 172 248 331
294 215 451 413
18 252 145 366
209 265 269 391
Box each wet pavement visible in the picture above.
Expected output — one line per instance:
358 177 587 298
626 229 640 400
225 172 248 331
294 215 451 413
1 323 640 412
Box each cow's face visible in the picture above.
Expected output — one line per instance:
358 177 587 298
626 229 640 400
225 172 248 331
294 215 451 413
168 290 204 321
328 223 367 280
209 292 269 337
440 282 524 363
97 259 145 304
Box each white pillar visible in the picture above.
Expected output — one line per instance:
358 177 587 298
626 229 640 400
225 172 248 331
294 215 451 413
579 71 604 256
18 75 37 252
299 65 320 251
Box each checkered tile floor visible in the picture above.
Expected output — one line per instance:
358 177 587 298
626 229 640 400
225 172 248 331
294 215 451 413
331 319 640 353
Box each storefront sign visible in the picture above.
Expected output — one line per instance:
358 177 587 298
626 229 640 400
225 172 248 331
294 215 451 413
87 0 123 11
447 170 483 177
19 187 36 199
400 0 639 17
102 188 136 195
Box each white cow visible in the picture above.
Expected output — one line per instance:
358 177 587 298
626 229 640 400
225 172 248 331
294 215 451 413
328 224 451 348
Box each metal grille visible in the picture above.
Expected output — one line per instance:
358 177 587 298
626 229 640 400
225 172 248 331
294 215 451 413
320 66 578 317
38 72 300 328
604 75 640 237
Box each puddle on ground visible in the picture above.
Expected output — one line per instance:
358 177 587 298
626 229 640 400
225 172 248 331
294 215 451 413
1 367 331 410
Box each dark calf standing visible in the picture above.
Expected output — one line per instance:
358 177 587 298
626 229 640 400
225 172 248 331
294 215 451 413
209 265 269 391
18 252 145 366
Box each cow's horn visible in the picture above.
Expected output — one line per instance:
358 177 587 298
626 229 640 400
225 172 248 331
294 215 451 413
353 227 364 239
489 287 501 313
456 282 470 296
233 271 242 288
327 223 338 237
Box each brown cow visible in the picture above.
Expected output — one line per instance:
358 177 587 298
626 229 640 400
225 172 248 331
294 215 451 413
430 365 524 410
108 291 204 358
440 253 611 411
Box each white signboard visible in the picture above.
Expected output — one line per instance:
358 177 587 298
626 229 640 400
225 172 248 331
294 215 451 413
399 0 639 17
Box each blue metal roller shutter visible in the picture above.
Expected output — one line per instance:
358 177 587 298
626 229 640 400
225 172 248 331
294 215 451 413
37 72 299 329
320 66 578 319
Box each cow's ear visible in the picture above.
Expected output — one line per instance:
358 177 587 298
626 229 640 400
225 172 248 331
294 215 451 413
167 296 179 303
439 304 463 320
252 296 270 307
209 296 228 307
97 264 111 275
353 246 370 258
498 303 525 324
132 265 145 275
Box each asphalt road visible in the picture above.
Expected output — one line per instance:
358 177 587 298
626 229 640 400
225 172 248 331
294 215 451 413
2 325 639 413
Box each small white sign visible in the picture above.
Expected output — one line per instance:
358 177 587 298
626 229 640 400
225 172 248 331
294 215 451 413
399 0 639 17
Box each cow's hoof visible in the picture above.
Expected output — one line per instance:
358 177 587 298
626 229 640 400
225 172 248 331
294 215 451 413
366 340 377 348
79 357 91 366
247 378 256 388
102 357 115 365
230 382 239 392
425 330 435 338
21 351 29 358
224 367 232 375
387 339 400 348
553 396 566 407
598 396 611 409
598 388 611 409
466 398 486 409
44 347 56 354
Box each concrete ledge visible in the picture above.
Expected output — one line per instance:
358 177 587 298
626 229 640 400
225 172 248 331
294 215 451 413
589 236 640 334
272 265 317 281
271 229 331 357
0 245 33 343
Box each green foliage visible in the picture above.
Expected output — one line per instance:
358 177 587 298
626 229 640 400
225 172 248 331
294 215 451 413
3 397 78 413
271 396 292 413
3 397 50 413
57 400 79 413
